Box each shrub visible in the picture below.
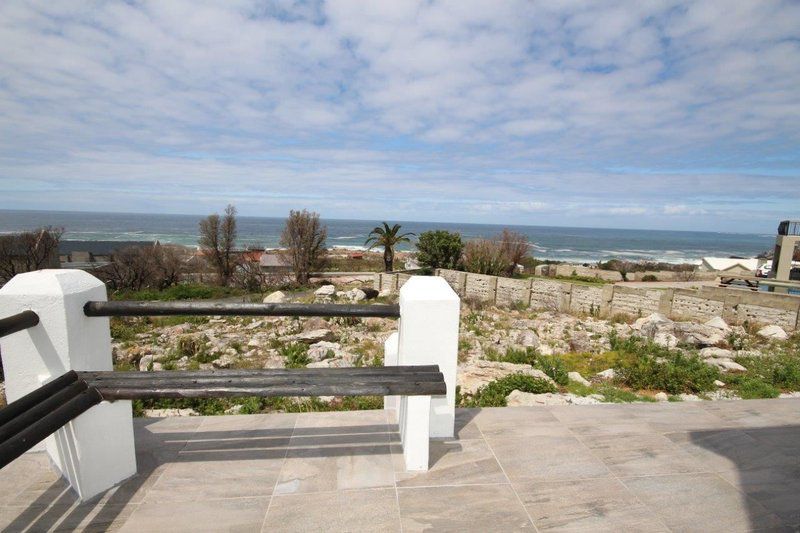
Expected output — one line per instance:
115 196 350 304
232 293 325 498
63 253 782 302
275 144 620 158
731 377 780 399
487 346 536 366
641 274 658 282
534 355 569 386
458 374 556 407
462 239 508 276
416 230 464 272
279 342 311 368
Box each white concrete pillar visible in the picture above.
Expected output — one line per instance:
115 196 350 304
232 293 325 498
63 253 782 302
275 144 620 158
383 332 399 415
398 276 460 439
398 394 430 471
0 269 136 501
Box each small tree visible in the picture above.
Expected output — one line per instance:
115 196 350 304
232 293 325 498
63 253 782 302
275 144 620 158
280 209 327 285
199 204 239 285
416 230 463 272
0 226 63 285
498 229 530 276
97 243 186 292
462 239 508 275
365 222 415 272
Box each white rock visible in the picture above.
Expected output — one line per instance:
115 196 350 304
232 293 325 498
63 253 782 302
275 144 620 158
757 325 788 340
505 390 602 406
378 289 392 298
458 360 556 395
779 391 800 399
714 380 726 387
341 288 367 302
307 341 341 361
704 317 731 331
674 322 725 347
596 368 616 380
654 392 669 402
143 408 199 417
567 371 591 387
291 329 336 344
314 285 336 296
653 332 679 349
514 330 540 348
212 353 236 368
138 354 155 371
699 347 734 359
224 405 244 415
705 358 747 372
678 393 702 402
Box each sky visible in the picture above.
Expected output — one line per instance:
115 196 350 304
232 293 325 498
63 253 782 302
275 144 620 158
0 1 798 233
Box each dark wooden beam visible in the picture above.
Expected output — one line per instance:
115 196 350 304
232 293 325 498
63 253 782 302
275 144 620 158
84 301 400 318
0 310 39 339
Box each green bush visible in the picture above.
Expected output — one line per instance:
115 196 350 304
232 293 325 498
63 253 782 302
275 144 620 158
487 346 537 366
114 283 243 301
416 230 464 272
641 274 658 282
279 343 310 368
610 335 719 394
459 374 557 407
730 377 780 399
534 355 569 386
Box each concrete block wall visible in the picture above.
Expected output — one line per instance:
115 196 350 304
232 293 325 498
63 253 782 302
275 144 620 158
377 269 800 331
610 286 663 317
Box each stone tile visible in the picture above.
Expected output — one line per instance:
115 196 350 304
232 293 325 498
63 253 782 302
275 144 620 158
119 497 269 533
515 478 669 532
636 403 737 432
489 435 610 483
699 399 800 428
398 484 534 531
263 488 400 532
394 439 506 487
145 458 284 501
180 413 295 461
0 502 138 532
666 429 796 473
623 473 786 532
274 444 394 495
472 406 571 439
584 433 707 477
719 464 800 525
452 408 483 440
0 452 60 505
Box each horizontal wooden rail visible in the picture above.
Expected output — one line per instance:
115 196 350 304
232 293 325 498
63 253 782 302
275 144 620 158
84 301 400 318
0 310 39 339
81 366 446 399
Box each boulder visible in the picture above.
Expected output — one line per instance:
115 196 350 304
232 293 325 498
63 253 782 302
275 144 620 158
303 316 329 332
678 393 702 402
653 332 679 349
263 291 288 303
714 380 725 387
596 368 616 381
138 354 155 371
757 325 788 341
633 313 674 338
505 390 602 406
568 331 593 352
143 408 199 417
212 353 236 369
458 360 556 395
361 288 379 299
654 392 669 402
704 317 731 332
314 284 336 297
705 358 746 373
291 329 337 344
307 341 341 361
339 288 367 302
513 330 540 349
699 347 734 360
567 371 591 387
674 322 725 347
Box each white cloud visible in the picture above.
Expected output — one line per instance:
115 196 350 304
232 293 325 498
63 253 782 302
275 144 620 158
0 0 798 232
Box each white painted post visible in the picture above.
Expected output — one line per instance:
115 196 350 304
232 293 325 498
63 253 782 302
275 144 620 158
398 276 460 439
383 332 399 416
398 394 430 471
0 270 136 501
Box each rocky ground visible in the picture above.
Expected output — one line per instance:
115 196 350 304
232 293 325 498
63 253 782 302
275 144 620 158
107 282 800 415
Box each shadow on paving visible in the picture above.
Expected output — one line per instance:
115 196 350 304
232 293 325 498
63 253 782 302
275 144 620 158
5 411 476 532
689 424 800 529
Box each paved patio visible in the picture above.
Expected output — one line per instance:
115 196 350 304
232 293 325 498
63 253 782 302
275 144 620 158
0 399 798 532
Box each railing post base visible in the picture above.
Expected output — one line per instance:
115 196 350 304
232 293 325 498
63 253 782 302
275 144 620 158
0 270 136 501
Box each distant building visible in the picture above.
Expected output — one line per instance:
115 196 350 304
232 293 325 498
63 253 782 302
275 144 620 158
698 257 759 274
59 241 155 267
259 253 292 273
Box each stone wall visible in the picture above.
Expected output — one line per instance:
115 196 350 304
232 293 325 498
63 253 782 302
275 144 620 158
375 270 800 331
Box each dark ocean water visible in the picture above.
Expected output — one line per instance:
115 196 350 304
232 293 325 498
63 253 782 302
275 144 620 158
0 209 774 265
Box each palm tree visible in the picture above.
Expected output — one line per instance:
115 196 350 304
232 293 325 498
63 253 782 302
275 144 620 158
365 222 415 272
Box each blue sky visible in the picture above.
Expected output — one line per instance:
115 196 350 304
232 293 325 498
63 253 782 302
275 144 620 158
0 1 798 233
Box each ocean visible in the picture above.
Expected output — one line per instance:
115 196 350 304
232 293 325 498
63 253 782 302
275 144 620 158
0 209 774 265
